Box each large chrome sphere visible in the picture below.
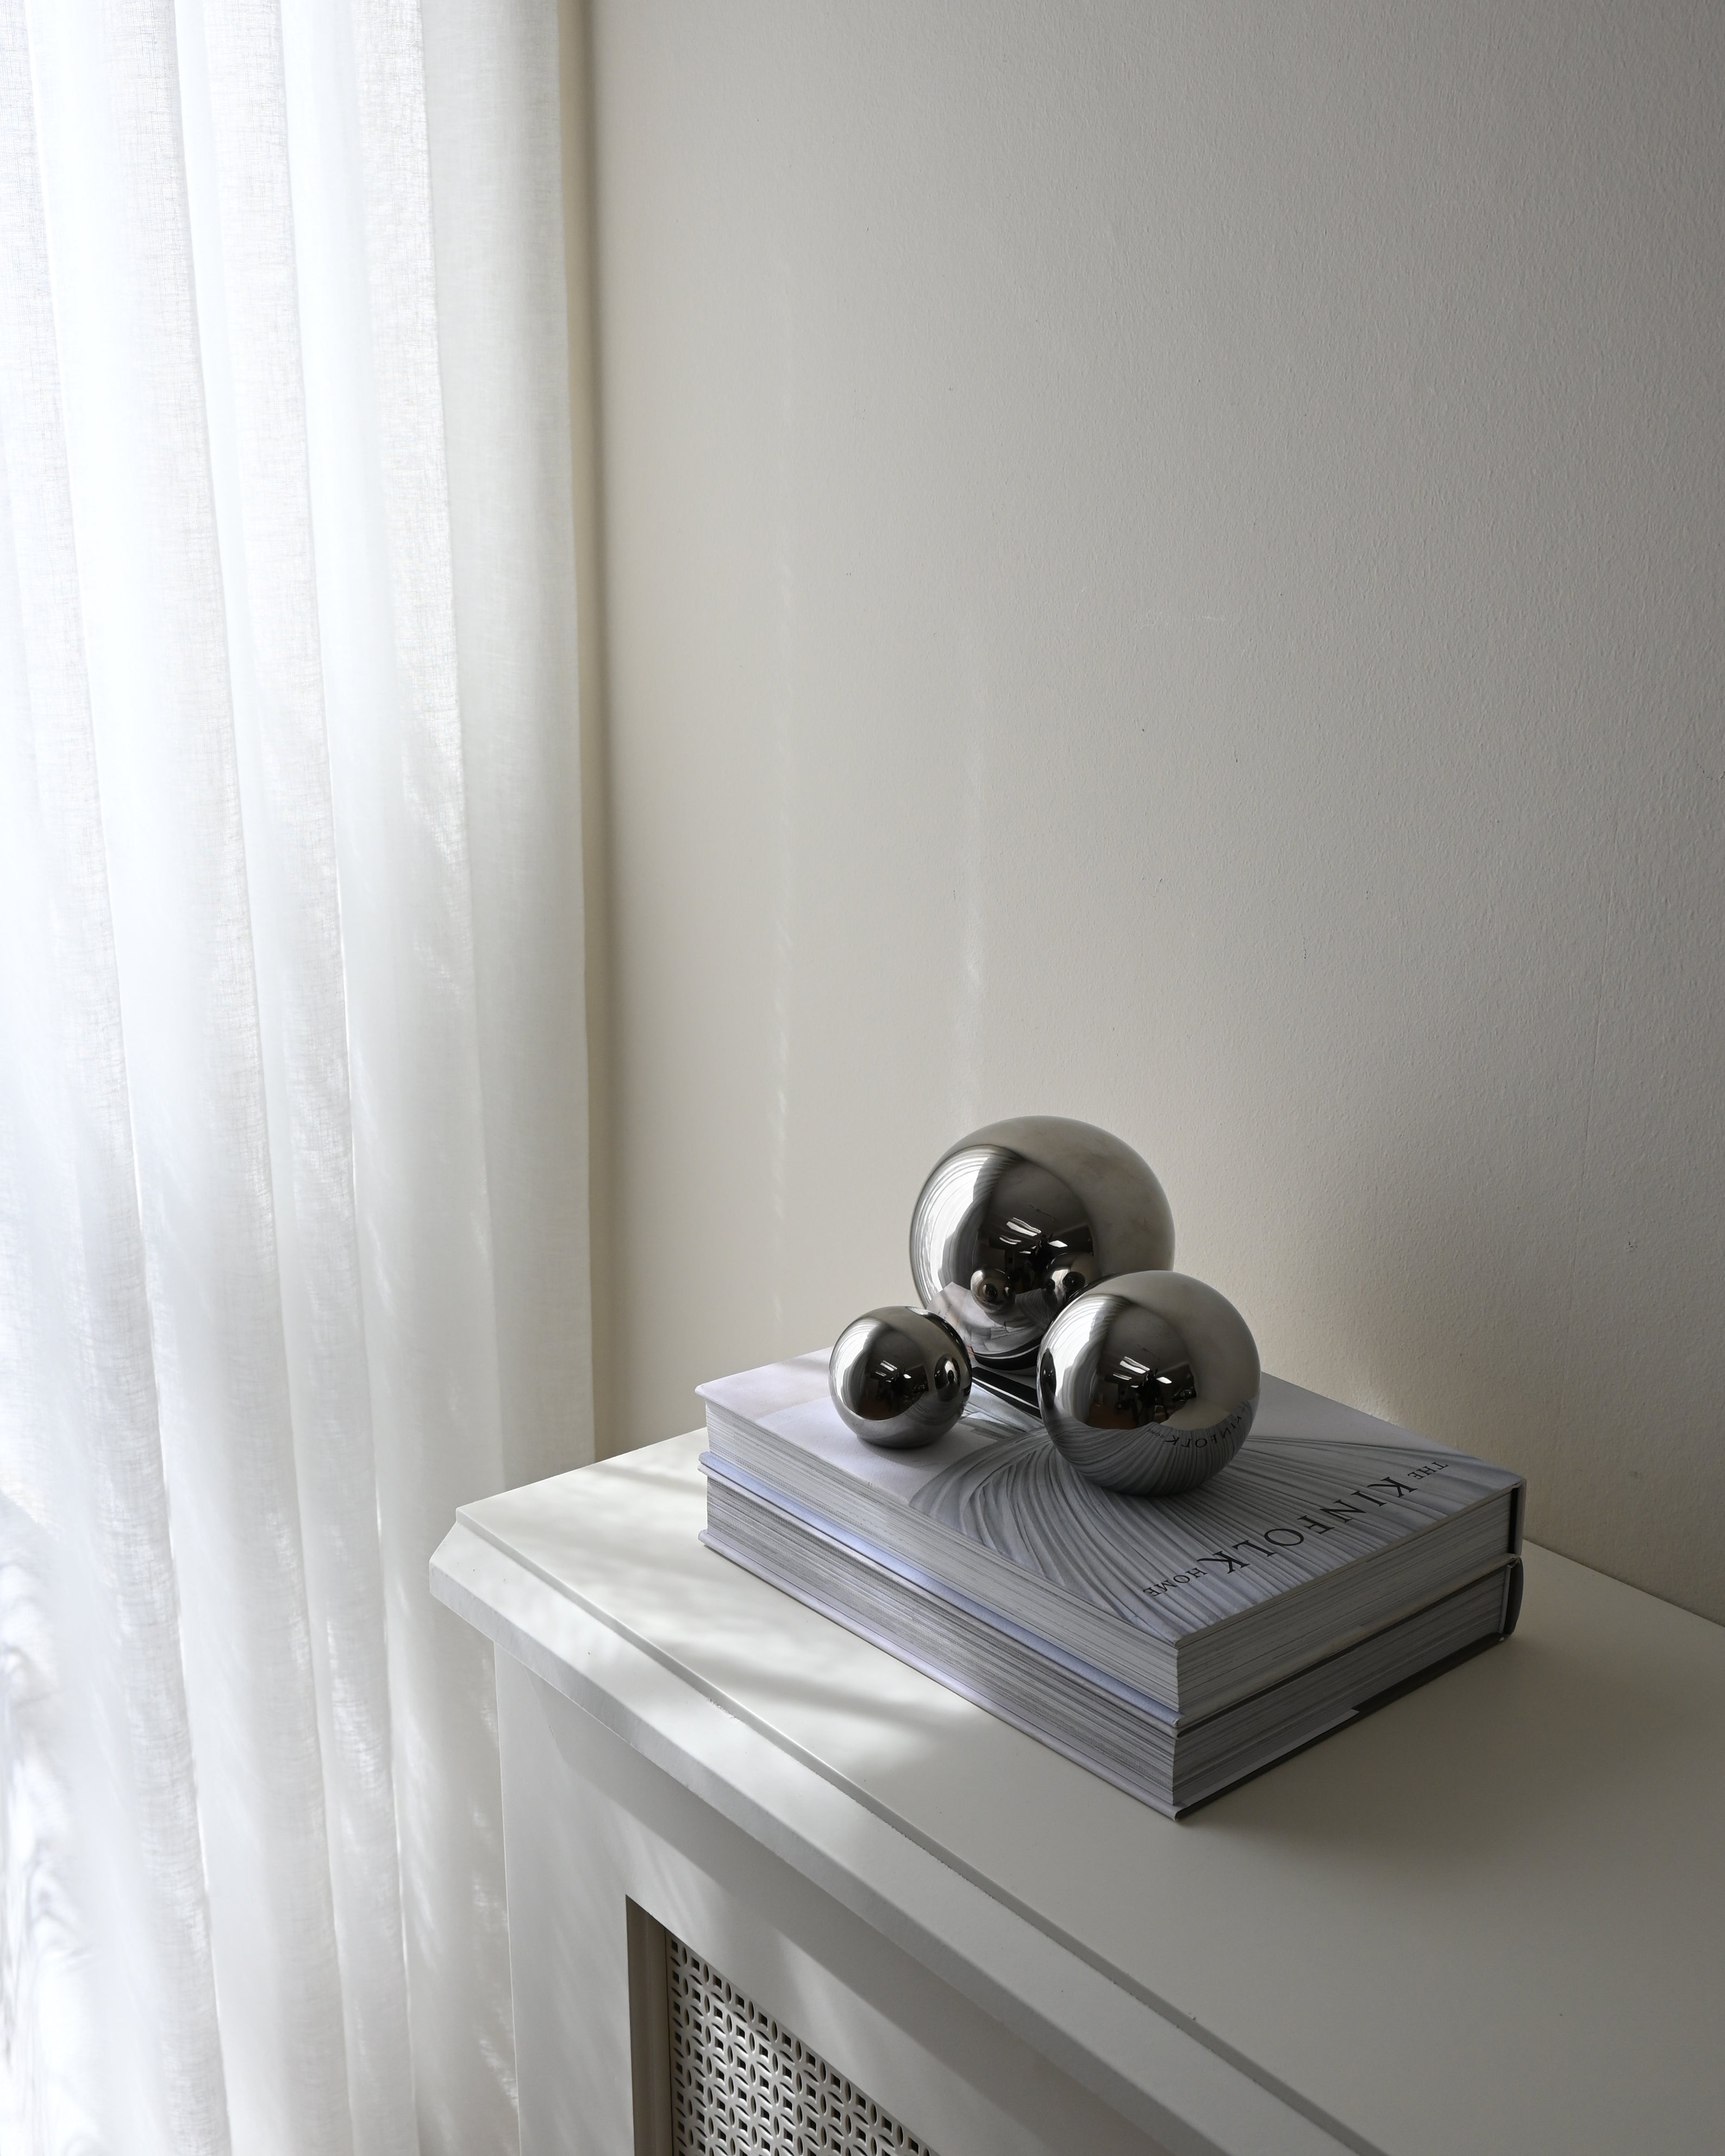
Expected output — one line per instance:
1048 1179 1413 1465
829 1307 973 1450
1037 1270 1259 1497
908 1117 1174 1384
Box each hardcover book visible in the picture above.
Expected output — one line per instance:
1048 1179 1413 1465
698 1354 1524 1724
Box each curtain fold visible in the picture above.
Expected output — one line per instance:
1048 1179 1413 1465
0 4 592 2152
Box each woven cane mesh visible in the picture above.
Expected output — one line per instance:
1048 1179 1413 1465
666 1934 936 2156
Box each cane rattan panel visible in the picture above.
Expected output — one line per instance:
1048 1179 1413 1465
666 1934 935 2156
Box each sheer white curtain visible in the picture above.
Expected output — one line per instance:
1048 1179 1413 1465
0 2 592 2152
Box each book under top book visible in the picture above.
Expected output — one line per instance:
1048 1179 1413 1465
699 1354 1524 1727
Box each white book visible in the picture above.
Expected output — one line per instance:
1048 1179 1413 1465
699 1353 1523 1722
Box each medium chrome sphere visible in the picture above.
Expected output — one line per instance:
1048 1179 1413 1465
1037 1270 1259 1497
908 1117 1174 1385
829 1306 973 1450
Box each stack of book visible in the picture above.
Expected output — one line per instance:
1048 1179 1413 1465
698 1354 1524 1816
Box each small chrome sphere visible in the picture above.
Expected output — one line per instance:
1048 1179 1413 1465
829 1307 973 1450
908 1117 1174 1383
1037 1270 1259 1497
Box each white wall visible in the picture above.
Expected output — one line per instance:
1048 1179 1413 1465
580 2 1725 1621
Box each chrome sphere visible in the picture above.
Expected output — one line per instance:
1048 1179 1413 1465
1037 1270 1259 1497
829 1306 973 1450
908 1117 1174 1382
